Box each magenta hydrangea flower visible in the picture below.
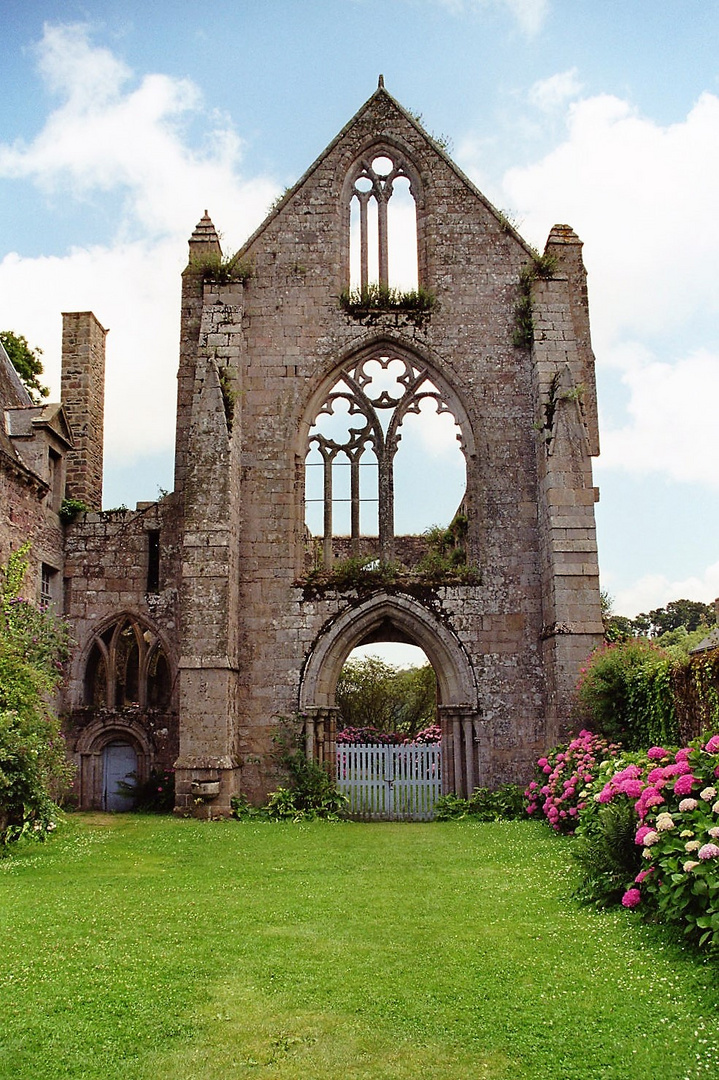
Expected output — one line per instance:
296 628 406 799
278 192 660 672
635 825 653 846
619 779 644 799
621 888 642 908
698 843 719 860
647 747 668 760
704 735 719 754
673 774 698 797
675 748 690 762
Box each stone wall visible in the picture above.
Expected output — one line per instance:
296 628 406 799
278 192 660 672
172 85 604 808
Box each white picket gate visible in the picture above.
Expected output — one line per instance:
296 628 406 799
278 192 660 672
336 742 442 821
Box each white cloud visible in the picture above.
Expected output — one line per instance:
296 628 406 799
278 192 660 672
0 23 280 489
599 346 719 487
500 91 719 349
0 23 276 247
528 68 582 112
613 562 719 620
430 0 548 36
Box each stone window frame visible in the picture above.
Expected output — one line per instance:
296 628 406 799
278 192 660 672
82 613 172 711
340 138 427 293
302 339 474 568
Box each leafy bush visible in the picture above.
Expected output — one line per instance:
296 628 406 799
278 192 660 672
528 730 719 952
435 784 525 821
0 545 73 845
576 640 678 748
117 769 175 813
235 717 349 822
572 797 643 907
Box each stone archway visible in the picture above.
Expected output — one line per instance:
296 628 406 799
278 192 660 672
299 592 484 795
73 717 153 811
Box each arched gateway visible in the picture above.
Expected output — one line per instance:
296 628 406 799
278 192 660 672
299 592 482 798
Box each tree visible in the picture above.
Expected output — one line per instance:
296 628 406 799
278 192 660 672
0 545 73 845
336 656 437 737
0 330 49 404
645 600 714 636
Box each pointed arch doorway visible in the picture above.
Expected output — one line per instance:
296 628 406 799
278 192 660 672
299 593 482 816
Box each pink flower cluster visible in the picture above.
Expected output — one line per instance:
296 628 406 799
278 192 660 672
525 730 618 833
594 747 702 821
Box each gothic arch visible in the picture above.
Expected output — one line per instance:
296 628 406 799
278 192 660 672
298 592 481 795
74 714 154 811
298 335 476 566
74 610 175 712
299 592 478 712
340 137 428 292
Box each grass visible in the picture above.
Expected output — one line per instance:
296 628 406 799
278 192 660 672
1 815 718 1080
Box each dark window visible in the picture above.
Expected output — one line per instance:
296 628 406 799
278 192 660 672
147 530 160 593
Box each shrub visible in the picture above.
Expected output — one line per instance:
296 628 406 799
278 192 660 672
435 784 525 821
530 729 719 952
524 729 620 833
576 639 678 748
117 769 175 813
0 545 73 845
611 734 719 950
263 717 348 821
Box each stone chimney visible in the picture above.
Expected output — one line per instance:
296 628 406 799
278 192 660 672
61 312 107 510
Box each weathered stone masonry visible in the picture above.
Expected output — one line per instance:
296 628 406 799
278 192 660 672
1 84 604 812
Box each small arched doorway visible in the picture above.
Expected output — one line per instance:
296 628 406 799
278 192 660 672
103 742 138 811
299 593 481 815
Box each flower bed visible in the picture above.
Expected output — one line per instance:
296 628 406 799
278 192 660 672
336 723 442 745
526 731 719 950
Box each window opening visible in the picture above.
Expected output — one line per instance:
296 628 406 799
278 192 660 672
350 153 418 292
147 530 160 594
40 564 52 610
305 351 465 565
47 448 63 512
83 617 171 711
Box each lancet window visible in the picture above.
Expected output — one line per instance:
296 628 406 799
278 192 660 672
349 151 419 292
84 616 171 710
305 350 466 565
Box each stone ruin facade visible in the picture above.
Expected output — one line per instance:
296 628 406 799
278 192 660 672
0 84 604 813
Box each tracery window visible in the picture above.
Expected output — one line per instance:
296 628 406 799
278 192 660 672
349 151 418 292
83 616 171 710
305 350 466 565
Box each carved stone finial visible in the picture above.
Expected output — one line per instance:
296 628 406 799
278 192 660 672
378 74 385 89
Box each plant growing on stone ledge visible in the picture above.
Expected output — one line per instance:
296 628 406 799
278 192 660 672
512 253 557 349
415 514 481 584
302 555 400 591
218 367 237 433
339 284 437 328
59 497 91 525
196 253 254 286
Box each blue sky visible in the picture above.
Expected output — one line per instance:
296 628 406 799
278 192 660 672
1 1 719 620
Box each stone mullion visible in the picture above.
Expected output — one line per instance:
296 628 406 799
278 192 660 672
350 451 361 555
377 190 389 289
323 448 334 568
359 193 370 292
378 442 394 563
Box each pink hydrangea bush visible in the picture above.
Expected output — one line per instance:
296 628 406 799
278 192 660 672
620 733 719 949
530 729 719 947
525 730 619 834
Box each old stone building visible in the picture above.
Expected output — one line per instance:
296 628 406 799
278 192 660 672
1 83 604 813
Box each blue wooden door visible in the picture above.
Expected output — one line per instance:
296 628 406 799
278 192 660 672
103 743 137 810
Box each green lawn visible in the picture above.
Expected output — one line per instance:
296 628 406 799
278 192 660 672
1 814 718 1080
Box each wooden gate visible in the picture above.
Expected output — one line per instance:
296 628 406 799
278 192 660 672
336 742 442 821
